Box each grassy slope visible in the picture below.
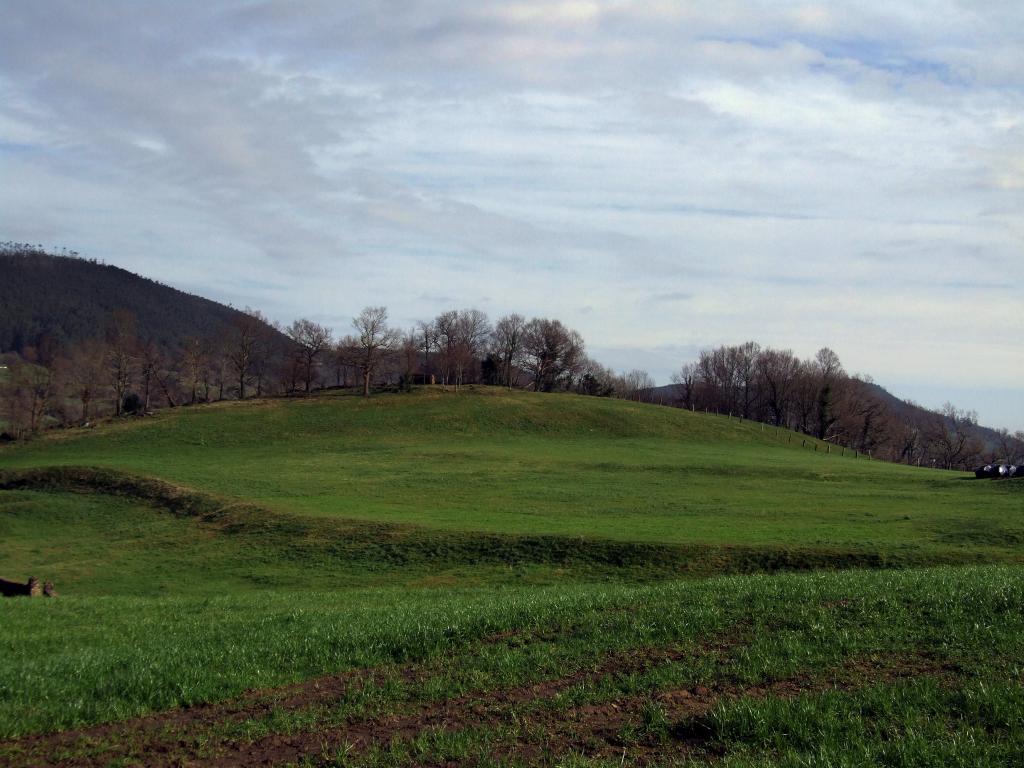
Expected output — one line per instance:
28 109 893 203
0 387 1020 554
2 387 1023 764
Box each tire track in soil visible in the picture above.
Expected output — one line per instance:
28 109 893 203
483 652 961 767
1 626 747 768
211 651 956 768
7 626 955 768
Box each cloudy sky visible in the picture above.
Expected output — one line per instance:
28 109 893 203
1 1 1021 429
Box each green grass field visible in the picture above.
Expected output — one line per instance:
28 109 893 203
1 387 1019 550
1 387 1022 766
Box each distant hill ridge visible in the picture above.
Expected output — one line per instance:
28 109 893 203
644 382 1012 456
0 243 278 354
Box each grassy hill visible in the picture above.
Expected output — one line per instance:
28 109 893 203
1 386 1019 556
2 387 1023 765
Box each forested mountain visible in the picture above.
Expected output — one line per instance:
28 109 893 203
0 243 272 356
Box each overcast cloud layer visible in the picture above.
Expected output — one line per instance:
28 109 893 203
1 1 1021 429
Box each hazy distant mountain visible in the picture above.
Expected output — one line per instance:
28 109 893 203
857 380 1010 453
0 243 278 355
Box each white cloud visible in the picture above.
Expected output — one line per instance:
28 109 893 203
0 0 1022 429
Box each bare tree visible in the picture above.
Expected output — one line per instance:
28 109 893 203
63 338 106 423
434 310 459 387
25 361 55 434
576 357 616 397
813 347 844 440
791 360 820 434
210 340 229 401
138 337 161 412
0 356 57 436
228 309 270 400
416 320 438 384
671 362 698 410
399 328 420 390
181 337 207 404
733 341 761 418
522 318 585 392
619 369 655 401
924 403 983 470
888 411 922 465
286 318 333 393
834 376 888 453
353 306 398 396
331 337 360 388
992 428 1024 464
453 309 491 388
492 313 526 389
250 316 281 398
150 348 179 408
756 348 800 426
106 309 136 416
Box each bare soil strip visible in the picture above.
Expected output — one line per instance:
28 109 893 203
2 617 959 768
483 652 959 767
1 629 745 767
202 650 953 768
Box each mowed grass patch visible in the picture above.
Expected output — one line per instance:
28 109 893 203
0 387 1020 552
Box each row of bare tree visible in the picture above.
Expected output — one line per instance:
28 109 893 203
667 342 1024 470
0 305 650 436
3 309 1019 473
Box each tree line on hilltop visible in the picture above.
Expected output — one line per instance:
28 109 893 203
665 342 1023 470
1 244 1019 471
0 300 650 435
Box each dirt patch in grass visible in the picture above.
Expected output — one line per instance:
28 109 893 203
176 631 751 768
0 625 747 767
183 648 955 768
486 651 960 767
1 660 418 766
1 615 962 768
